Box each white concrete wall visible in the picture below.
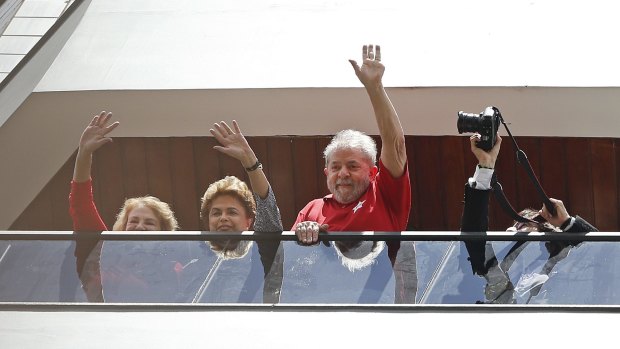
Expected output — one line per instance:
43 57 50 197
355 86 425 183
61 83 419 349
0 307 616 349
35 0 620 91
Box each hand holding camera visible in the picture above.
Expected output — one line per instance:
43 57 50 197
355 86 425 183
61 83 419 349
457 106 501 151
470 133 502 169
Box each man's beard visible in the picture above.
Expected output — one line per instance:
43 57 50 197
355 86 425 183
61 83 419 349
329 177 370 204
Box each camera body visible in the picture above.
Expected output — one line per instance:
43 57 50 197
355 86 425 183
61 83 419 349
457 106 500 151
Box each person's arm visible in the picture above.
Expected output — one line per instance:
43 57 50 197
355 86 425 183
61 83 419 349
349 45 406 178
73 111 119 183
538 198 599 232
462 133 502 277
467 134 502 190
70 112 118 231
253 186 283 233
210 120 270 199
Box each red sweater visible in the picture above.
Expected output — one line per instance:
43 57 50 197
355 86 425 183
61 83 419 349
69 179 107 231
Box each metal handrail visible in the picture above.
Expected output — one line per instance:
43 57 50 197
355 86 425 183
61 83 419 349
0 230 617 242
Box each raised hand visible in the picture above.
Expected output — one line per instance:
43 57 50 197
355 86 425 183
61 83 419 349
78 111 119 156
73 111 119 182
210 120 256 168
539 198 571 228
471 134 502 169
348 44 385 88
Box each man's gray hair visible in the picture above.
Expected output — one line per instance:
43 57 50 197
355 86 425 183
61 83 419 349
323 129 377 166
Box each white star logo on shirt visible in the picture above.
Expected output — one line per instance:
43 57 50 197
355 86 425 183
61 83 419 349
352 200 366 213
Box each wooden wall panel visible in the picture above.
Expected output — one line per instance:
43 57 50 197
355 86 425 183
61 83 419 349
539 138 568 204
411 136 445 231
169 138 200 230
266 138 296 229
120 138 148 198
565 139 595 224
591 139 617 231
616 139 620 230
11 136 620 233
441 137 467 231
291 138 320 220
145 138 173 206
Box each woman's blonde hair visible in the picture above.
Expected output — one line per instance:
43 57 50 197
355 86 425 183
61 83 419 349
200 176 256 229
112 196 179 231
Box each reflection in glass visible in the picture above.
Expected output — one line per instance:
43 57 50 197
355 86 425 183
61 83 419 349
281 240 417 304
73 238 283 304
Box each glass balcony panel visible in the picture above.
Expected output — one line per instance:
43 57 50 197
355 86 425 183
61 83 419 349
1 235 619 305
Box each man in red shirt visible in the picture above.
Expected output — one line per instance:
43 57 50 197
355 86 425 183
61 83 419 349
293 45 411 244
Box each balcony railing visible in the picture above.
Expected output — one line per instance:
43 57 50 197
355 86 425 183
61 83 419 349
1 230 619 307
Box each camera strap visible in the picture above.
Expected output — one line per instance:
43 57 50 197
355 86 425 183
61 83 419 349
491 174 537 224
490 108 557 221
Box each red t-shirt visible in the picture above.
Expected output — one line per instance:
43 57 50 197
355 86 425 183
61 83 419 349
292 160 411 232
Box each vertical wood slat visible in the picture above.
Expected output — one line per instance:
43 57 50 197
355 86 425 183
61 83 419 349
616 139 620 230
266 137 296 229
291 138 319 220
591 139 617 231
441 137 466 230
169 138 200 230
120 138 148 199
145 138 173 206
411 136 445 231
539 138 568 203
565 138 595 223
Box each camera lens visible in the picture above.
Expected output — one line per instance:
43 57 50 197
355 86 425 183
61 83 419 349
457 112 482 134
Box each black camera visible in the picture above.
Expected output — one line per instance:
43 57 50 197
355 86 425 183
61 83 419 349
457 106 501 151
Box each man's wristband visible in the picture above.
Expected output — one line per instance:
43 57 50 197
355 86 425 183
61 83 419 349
478 164 494 170
245 160 263 172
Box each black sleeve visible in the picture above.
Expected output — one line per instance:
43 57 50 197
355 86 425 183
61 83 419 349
461 184 491 233
257 241 284 304
566 216 598 233
461 184 494 276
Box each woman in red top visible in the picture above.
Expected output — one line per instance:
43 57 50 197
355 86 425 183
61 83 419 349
69 111 178 302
